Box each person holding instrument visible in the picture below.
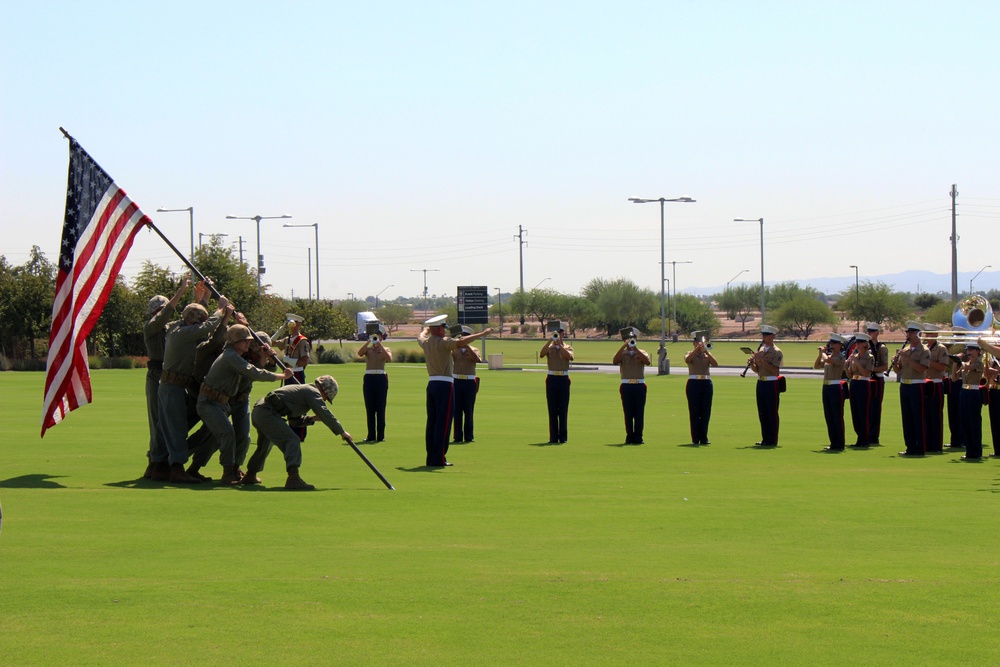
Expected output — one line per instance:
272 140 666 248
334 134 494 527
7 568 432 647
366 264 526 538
358 324 392 443
866 322 890 446
957 342 986 461
979 337 1000 458
614 326 651 444
749 325 783 447
892 321 930 457
844 333 874 449
815 333 848 451
685 331 718 445
921 324 949 453
541 321 574 444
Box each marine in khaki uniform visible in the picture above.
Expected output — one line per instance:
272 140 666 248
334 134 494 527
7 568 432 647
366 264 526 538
541 321 574 444
814 333 847 451
921 324 950 453
979 337 1000 458
749 325 783 447
684 331 718 445
358 323 392 443
450 325 482 444
867 322 890 445
417 315 492 467
892 321 930 457
844 333 874 449
957 343 986 461
946 331 967 450
613 326 651 444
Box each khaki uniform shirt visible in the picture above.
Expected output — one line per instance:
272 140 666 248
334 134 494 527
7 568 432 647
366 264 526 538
685 351 713 376
961 358 985 386
846 351 873 379
822 354 847 382
618 348 649 380
872 342 890 375
418 331 459 377
202 347 281 398
542 341 573 372
452 346 480 376
752 345 783 378
898 344 930 381
361 344 391 371
925 342 949 381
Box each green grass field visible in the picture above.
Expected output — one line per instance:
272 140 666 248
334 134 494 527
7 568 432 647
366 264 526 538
2 364 998 665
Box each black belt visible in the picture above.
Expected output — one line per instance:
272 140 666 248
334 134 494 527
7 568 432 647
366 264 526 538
147 359 163 371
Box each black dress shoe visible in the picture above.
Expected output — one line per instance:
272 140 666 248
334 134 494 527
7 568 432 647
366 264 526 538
898 451 924 457
961 455 982 461
701 440 710 445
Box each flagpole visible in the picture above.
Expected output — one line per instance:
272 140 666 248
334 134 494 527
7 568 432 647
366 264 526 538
146 219 395 490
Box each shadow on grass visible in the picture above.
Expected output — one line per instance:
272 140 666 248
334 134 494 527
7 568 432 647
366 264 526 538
528 441 562 447
606 442 641 447
105 479 218 491
0 474 67 489
679 442 707 448
397 466 457 472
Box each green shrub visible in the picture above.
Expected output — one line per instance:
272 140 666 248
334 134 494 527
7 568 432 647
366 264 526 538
0 355 11 371
99 357 137 369
508 324 519 334
317 347 356 364
394 349 426 364
522 324 534 336
12 358 47 371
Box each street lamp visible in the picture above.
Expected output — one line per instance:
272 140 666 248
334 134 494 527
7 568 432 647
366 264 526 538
283 223 320 300
375 284 394 309
971 265 991 294
849 265 860 330
726 269 749 291
347 292 355 303
495 287 503 336
734 217 765 326
411 268 439 316
198 232 227 249
629 196 696 375
533 277 551 290
665 260 693 340
156 206 194 257
226 213 292 295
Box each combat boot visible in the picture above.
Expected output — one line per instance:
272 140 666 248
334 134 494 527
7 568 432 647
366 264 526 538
186 464 212 482
284 466 315 491
239 467 262 485
168 463 200 484
219 466 241 486
149 461 170 482
142 461 155 479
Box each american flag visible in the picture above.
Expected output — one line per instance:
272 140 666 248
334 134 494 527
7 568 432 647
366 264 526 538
41 139 151 436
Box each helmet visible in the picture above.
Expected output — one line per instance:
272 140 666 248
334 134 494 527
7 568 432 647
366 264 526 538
314 375 338 402
181 303 209 324
255 332 272 347
225 324 254 345
146 295 169 316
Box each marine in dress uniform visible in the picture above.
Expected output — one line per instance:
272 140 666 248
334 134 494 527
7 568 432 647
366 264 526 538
358 324 392 443
541 321 574 444
140 279 190 478
957 343 986 461
866 323 890 445
921 325 950 453
152 295 230 483
450 325 482 444
417 315 493 466
749 325 783 447
244 376 351 490
194 325 291 484
614 327 651 444
815 334 848 451
844 334 874 449
684 332 718 445
273 313 311 441
892 321 930 457
946 340 966 450
979 338 1000 458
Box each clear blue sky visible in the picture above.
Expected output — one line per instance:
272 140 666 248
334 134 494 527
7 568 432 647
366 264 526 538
2 1 999 302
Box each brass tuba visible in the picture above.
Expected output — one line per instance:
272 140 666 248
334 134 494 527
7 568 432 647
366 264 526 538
952 294 994 332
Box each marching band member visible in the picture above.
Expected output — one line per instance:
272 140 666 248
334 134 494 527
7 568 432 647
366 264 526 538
958 343 986 461
614 326 651 444
892 322 930 457
749 325 783 447
866 322 890 445
815 334 847 451
845 333 875 449
684 332 718 445
921 324 949 453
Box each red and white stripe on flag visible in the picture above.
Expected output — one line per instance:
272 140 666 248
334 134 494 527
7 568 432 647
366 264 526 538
41 140 149 436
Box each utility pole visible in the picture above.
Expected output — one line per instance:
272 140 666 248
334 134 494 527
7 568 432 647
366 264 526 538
410 268 439 316
514 225 527 324
237 235 245 266
950 184 959 302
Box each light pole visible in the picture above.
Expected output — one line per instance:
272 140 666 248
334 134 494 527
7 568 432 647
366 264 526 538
283 223 320 300
971 265 991 294
495 287 503 335
347 292 355 303
629 196 696 374
156 206 194 257
226 213 292 295
664 277 670 335
849 265 860 330
375 284 393 309
533 277 551 290
665 260 692 340
734 217 765 326
198 232 227 249
411 268 439 316
726 269 749 292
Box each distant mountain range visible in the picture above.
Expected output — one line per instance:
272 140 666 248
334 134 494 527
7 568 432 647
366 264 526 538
689 269 1000 298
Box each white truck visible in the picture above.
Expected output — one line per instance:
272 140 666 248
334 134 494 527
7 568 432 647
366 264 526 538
356 311 380 340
